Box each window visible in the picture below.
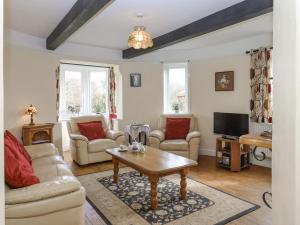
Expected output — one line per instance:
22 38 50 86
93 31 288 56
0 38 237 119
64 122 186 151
164 63 189 114
60 64 109 120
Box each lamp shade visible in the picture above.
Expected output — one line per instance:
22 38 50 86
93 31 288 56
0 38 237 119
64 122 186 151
128 26 153 49
25 104 37 115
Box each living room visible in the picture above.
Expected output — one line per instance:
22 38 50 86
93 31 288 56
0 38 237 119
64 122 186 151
1 0 300 225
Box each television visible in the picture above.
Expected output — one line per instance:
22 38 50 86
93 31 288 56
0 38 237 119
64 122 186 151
214 112 249 138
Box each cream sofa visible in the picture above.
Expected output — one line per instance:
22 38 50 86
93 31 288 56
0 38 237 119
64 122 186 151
5 143 85 225
149 114 201 161
67 115 125 165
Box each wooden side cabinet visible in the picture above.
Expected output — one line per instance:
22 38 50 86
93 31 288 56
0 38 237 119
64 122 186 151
216 137 250 172
22 123 55 146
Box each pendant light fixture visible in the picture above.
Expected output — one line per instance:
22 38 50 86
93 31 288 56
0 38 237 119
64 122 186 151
128 13 153 49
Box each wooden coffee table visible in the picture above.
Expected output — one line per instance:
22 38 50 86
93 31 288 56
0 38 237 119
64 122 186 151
106 146 198 210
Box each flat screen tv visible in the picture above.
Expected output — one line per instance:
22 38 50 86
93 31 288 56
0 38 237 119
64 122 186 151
214 112 249 138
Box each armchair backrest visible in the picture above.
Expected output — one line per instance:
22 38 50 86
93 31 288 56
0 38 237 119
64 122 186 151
158 114 198 132
67 115 109 134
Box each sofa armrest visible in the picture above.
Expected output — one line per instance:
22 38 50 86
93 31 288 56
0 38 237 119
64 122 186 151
106 130 124 140
5 176 82 205
186 131 201 142
69 133 88 142
149 130 165 142
24 143 58 160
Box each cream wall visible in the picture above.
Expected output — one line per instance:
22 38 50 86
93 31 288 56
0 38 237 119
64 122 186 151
119 57 252 154
118 62 163 130
4 45 62 148
3 45 164 150
190 55 250 152
4 44 258 161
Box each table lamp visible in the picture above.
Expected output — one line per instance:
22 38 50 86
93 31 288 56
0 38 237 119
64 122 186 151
25 104 37 125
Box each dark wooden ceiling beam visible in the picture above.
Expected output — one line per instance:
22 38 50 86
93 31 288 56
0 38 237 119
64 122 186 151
46 0 113 50
122 0 273 59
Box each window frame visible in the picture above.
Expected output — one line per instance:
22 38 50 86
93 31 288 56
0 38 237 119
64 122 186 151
163 62 190 114
59 63 109 120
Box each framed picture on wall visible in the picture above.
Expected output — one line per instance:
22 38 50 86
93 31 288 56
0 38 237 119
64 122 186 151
130 73 141 87
215 71 234 91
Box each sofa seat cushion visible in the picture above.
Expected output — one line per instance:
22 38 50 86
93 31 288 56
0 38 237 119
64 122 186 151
5 176 82 204
34 164 73 182
160 140 189 151
88 139 116 153
5 186 85 219
32 155 65 170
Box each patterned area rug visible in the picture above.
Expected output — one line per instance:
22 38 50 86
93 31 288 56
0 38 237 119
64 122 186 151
78 168 259 225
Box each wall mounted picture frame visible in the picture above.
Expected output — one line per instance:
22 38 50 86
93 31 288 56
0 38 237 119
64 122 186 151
130 73 141 87
215 71 234 91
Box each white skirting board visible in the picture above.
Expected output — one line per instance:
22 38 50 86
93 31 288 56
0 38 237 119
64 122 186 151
199 148 272 168
199 148 216 157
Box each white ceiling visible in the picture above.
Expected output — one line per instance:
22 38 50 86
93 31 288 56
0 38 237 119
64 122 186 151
5 0 272 52
5 0 77 38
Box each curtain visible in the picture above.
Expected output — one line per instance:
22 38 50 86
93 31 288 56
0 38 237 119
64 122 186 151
108 67 117 128
55 66 60 122
250 47 273 123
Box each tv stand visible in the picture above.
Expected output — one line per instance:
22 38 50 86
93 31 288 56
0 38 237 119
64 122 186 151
221 135 239 141
216 137 250 172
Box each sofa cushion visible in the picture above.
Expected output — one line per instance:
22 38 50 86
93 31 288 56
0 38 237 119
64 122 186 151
24 143 58 160
165 118 191 140
77 121 106 140
69 115 108 133
34 164 73 182
32 155 65 170
160 114 196 132
5 133 40 188
88 139 116 153
5 186 85 218
160 140 189 151
5 130 32 164
5 176 82 204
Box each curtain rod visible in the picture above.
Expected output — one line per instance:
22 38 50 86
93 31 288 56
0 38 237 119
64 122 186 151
61 62 112 69
245 47 273 54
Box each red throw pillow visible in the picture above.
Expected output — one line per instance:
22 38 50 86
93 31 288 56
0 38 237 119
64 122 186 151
4 132 40 188
165 118 191 140
77 121 106 140
5 130 32 164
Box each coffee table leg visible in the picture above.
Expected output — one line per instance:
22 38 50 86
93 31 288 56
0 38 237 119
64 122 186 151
149 175 159 210
180 169 188 199
112 157 119 183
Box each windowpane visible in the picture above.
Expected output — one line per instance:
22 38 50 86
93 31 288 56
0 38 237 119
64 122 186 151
90 72 108 114
167 68 187 113
59 64 111 120
64 71 82 115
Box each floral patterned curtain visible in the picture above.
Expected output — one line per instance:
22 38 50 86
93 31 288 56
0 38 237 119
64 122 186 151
55 66 60 122
108 67 117 128
250 47 273 123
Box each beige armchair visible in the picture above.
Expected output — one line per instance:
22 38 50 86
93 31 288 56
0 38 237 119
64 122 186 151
67 115 125 165
149 114 201 161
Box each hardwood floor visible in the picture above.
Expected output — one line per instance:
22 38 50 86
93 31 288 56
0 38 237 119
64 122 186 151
64 151 272 225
